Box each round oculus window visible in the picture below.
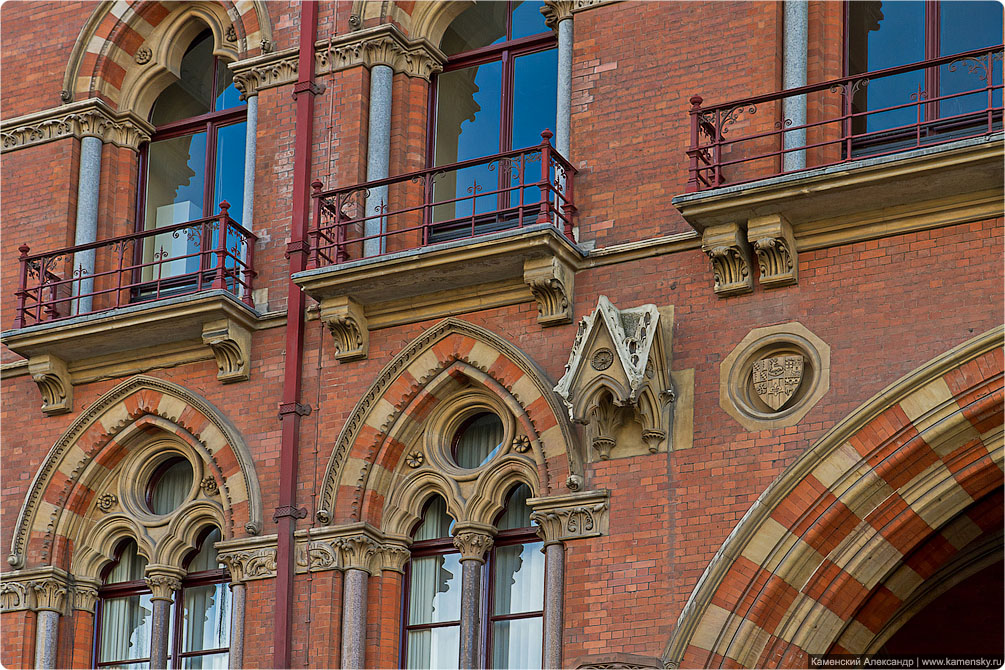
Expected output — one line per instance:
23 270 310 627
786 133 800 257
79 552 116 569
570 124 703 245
452 412 504 469
146 458 194 515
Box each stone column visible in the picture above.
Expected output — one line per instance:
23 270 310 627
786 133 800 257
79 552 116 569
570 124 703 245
242 95 259 230
72 135 103 315
29 577 68 670
543 1 576 158
338 535 381 669
538 537 566 669
782 0 808 171
452 525 495 670
228 582 246 669
145 568 183 669
364 64 393 257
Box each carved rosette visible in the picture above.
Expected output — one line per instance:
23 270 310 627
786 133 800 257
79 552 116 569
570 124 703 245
701 222 753 296
528 490 610 545
524 256 575 326
145 569 183 602
28 354 72 416
452 528 495 563
747 214 797 288
541 0 576 29
96 492 118 512
202 319 252 383
319 296 368 361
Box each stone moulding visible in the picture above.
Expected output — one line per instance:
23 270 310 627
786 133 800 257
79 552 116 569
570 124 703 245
230 24 446 99
701 222 753 296
0 566 72 614
216 534 279 584
524 256 575 326
527 490 611 544
747 213 797 288
293 523 412 575
0 99 153 154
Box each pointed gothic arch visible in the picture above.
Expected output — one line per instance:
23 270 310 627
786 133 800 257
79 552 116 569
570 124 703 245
315 318 581 534
8 375 264 572
61 0 274 112
663 327 1004 668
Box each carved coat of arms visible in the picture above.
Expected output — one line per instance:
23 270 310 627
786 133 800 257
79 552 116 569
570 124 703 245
752 355 804 410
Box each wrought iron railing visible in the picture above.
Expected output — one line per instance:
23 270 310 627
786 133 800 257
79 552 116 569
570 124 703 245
12 202 256 328
686 45 1003 192
308 130 576 268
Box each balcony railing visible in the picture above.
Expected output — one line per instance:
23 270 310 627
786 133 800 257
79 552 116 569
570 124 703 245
308 130 576 268
686 45 1003 192
13 202 256 328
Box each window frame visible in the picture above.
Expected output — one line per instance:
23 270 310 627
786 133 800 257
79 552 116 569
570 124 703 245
94 540 153 669
484 526 545 668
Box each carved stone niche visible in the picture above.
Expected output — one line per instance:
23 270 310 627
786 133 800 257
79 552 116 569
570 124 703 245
554 296 675 461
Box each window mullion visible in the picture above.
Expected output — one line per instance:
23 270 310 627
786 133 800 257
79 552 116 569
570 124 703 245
205 121 217 216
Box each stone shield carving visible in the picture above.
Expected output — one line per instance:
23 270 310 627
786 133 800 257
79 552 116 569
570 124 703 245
751 355 803 410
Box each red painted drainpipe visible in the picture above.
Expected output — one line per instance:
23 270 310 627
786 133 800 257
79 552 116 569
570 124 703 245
274 1 320 667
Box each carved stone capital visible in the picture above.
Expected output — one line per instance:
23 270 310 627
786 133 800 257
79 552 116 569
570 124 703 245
29 577 69 613
321 25 445 81
452 524 496 563
1 567 72 613
230 48 299 100
295 539 342 574
72 579 100 613
202 318 252 383
701 222 753 296
319 296 368 361
337 534 382 573
216 534 279 584
0 580 30 612
528 490 610 545
379 542 412 573
145 566 184 601
524 256 574 326
541 1 576 29
28 354 72 415
0 99 153 153
747 214 797 288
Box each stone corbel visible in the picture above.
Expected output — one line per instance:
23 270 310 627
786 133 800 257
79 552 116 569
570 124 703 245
747 214 797 288
528 490 610 544
28 353 72 415
319 296 368 361
542 1 576 29
216 534 279 583
702 222 753 296
524 256 575 326
451 524 496 564
202 318 252 383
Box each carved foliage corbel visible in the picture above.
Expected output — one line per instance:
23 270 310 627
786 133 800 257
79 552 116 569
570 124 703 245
701 222 753 296
524 256 574 326
541 1 576 29
586 392 623 460
28 353 72 415
319 296 368 361
747 213 797 288
202 318 252 383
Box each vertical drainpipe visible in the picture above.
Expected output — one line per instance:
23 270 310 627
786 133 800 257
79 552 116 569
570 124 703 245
364 64 393 257
274 1 320 668
71 135 102 314
782 0 808 172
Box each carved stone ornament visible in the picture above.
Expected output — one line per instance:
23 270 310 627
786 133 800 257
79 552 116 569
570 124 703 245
1 568 72 613
201 476 220 496
701 222 753 296
295 524 411 574
337 534 382 572
752 355 804 411
216 534 280 584
96 492 118 512
524 255 575 326
319 296 368 361
202 318 252 383
452 528 495 563
225 25 237 43
512 434 532 453
405 450 424 468
541 0 576 29
295 539 341 573
72 582 100 613
146 572 183 601
528 490 610 545
29 577 69 613
747 213 797 288
0 580 29 612
1 99 153 153
555 296 674 459
134 46 152 65
28 353 72 415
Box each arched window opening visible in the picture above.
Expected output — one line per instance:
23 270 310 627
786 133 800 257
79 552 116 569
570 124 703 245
452 412 505 469
488 483 544 669
146 457 194 516
428 1 557 240
174 527 231 668
139 28 247 291
404 496 461 669
96 540 153 668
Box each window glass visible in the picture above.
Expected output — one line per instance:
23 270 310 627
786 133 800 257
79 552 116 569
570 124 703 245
187 528 223 572
453 413 505 468
491 617 543 669
939 1 1003 117
439 2 508 55
214 60 242 111
147 458 194 515
510 1 549 40
107 541 148 583
492 542 545 614
496 484 533 530
409 553 463 625
182 583 230 655
151 33 215 125
406 626 460 670
435 64 504 167
511 49 558 150
100 593 154 667
214 122 247 221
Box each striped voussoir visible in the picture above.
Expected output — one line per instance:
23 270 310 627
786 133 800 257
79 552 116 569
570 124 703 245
665 329 1003 669
9 376 263 572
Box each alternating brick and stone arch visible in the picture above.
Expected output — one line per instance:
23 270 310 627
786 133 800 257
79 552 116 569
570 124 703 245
663 326 1004 669
62 0 273 111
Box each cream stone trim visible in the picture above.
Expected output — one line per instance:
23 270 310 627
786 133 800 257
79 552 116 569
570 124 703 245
0 99 152 153
28 354 73 416
451 523 496 563
542 1 576 29
719 322 830 432
293 523 411 575
216 534 279 583
524 256 575 326
701 223 753 296
201 318 252 383
0 567 73 614
662 325 1004 667
747 214 796 288
571 0 622 14
319 296 368 361
527 490 610 545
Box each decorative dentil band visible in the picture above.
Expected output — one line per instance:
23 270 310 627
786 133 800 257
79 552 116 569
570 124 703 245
0 99 153 154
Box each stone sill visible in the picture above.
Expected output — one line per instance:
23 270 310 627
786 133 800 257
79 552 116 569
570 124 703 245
292 225 585 359
1 291 260 414
672 133 1004 234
